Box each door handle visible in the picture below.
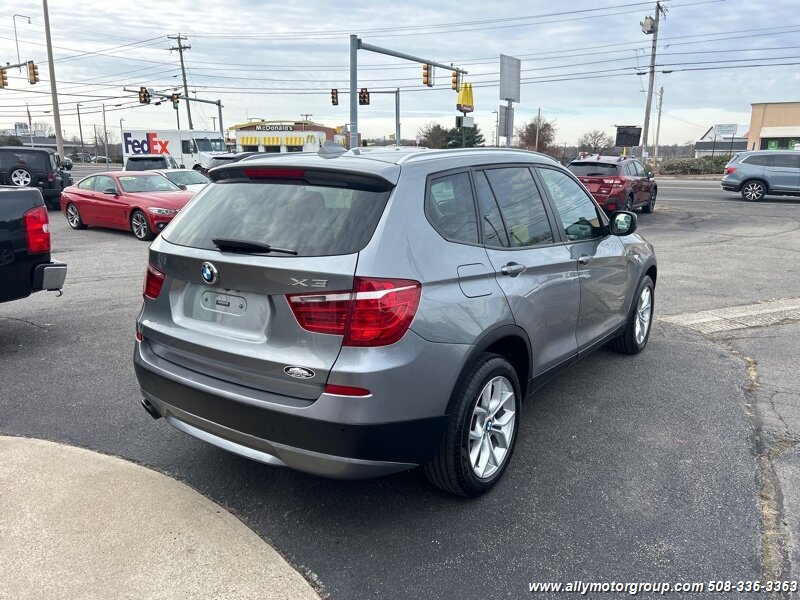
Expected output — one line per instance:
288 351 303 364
577 254 593 265
501 262 526 277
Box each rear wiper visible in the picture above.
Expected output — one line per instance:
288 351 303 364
212 237 298 255
586 172 607 176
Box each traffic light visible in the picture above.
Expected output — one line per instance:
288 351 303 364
0 68 7 89
358 88 370 105
171 93 180 109
138 86 151 104
422 64 433 87
27 61 39 85
451 70 460 91
331 88 338 106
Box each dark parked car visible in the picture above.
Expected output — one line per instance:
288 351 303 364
568 155 657 213
0 146 73 210
721 150 800 201
61 172 195 241
134 147 657 497
0 186 67 303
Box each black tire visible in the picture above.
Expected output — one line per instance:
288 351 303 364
608 275 655 355
424 353 522 497
741 180 766 202
642 188 656 213
8 166 35 188
130 210 154 241
623 193 634 211
65 203 87 230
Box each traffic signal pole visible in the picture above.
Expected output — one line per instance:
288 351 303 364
125 87 224 138
349 36 467 150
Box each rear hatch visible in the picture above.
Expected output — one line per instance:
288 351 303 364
139 164 395 401
568 161 621 197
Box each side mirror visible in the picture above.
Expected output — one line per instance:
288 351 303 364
609 211 637 236
178 184 187 190
102 187 118 195
646 171 654 179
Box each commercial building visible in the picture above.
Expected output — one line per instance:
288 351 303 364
748 101 800 151
229 120 356 153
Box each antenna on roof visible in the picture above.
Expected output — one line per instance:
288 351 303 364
318 140 347 158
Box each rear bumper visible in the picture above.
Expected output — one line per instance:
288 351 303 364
133 341 451 478
32 260 67 292
720 180 740 192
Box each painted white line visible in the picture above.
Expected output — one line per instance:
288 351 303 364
660 298 800 334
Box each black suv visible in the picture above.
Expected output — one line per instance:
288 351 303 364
0 147 72 210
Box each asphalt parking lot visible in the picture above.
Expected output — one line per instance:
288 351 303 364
2 179 799 598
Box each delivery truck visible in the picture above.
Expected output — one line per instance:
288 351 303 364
121 129 227 172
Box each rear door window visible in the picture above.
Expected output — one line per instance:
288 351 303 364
770 154 800 168
482 167 553 247
425 172 479 244
568 162 619 177
163 176 392 257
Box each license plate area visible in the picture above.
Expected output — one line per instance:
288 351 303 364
201 291 247 316
587 183 600 192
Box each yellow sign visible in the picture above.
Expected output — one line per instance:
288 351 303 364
457 82 474 113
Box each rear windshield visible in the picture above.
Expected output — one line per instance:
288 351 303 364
568 162 619 176
127 157 166 170
163 170 209 186
163 180 392 257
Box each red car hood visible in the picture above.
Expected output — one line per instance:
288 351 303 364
130 190 195 209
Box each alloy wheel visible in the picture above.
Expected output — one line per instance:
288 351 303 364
743 182 764 201
11 169 32 186
635 286 652 345
67 205 80 228
131 212 149 239
468 376 516 479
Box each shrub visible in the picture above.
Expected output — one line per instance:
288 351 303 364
658 155 731 175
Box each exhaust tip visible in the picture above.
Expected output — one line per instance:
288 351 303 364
140 398 162 420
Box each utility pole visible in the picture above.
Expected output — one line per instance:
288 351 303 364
300 113 312 132
211 116 216 131
640 1 665 160
102 103 109 166
395 88 400 145
42 0 64 159
168 34 193 130
653 87 664 170
76 103 85 161
534 107 541 152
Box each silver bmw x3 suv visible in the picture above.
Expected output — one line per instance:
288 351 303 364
134 146 657 497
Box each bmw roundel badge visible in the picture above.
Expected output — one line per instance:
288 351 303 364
200 261 218 285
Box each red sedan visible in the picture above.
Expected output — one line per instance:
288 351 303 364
60 172 196 241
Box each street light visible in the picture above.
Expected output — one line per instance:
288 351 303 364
13 14 31 72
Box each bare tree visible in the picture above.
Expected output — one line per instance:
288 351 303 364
515 116 556 153
417 122 449 149
31 121 55 137
577 130 614 154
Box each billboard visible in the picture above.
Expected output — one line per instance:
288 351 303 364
615 126 642 147
499 55 521 103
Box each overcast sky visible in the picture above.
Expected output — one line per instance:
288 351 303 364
1 0 799 146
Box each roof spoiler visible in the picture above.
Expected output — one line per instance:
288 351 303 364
317 141 347 158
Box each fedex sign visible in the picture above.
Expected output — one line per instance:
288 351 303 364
123 132 170 155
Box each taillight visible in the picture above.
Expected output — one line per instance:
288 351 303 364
287 277 421 347
607 203 618 211
724 167 737 175
143 264 165 299
23 205 51 254
47 174 54 182
602 177 625 187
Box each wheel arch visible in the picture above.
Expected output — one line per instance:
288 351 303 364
445 325 532 416
741 177 770 193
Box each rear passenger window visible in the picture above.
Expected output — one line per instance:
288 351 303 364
425 172 479 244
771 154 800 168
483 167 553 247
78 177 96 190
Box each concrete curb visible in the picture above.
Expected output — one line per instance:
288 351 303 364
0 436 320 600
